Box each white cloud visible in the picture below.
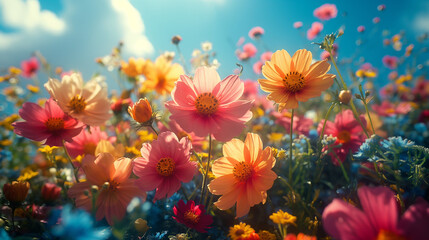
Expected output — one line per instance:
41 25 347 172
413 2 429 33
0 0 154 79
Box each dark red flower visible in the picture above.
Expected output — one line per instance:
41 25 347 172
173 200 213 233
42 183 62 203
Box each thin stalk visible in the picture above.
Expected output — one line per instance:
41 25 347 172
149 125 159 136
199 135 212 205
333 150 349 183
362 100 376 134
62 140 79 183
319 103 336 142
289 109 294 183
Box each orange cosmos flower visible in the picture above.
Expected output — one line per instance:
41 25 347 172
258 49 335 111
208 133 277 218
120 57 150 77
141 55 184 95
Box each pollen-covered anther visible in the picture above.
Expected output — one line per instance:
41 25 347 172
156 157 175 176
184 210 200 225
45 117 65 131
283 71 305 93
233 161 253 182
68 95 87 113
194 92 219 116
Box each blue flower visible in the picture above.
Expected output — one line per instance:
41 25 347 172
50 205 110 240
354 135 382 160
147 231 168 240
381 136 415 153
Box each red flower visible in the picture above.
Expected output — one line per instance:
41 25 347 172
41 183 62 203
173 200 213 233
21 57 39 78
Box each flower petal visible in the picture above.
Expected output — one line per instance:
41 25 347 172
292 49 313 74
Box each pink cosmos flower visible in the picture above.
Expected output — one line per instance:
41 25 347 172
65 126 111 158
248 26 264 39
158 119 205 152
377 4 386 11
382 55 399 69
173 200 213 233
13 99 84 147
260 51 272 62
236 37 245 47
21 57 39 78
133 131 197 201
293 21 303 29
253 61 264 74
323 186 429 240
357 25 365 33
380 84 396 99
372 101 412 117
412 78 429 100
243 43 258 58
313 4 338 21
307 22 324 40
373 17 380 24
165 67 253 142
317 110 367 165
271 110 313 135
242 80 259 99
68 153 144 225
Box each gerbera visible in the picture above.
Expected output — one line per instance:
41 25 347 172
141 55 184 95
44 73 112 126
317 110 366 165
258 49 335 111
229 222 256 240
133 131 197 201
68 153 145 226
165 67 253 142
323 186 429 240
313 3 338 21
173 199 213 233
208 133 277 217
13 98 84 147
65 126 111 158
21 57 39 78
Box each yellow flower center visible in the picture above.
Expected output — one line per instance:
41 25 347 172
156 157 175 176
83 142 97 155
195 93 219 116
337 130 351 144
68 95 87 113
233 161 253 182
108 180 120 191
184 210 200 224
376 230 407 240
283 71 305 93
45 117 65 132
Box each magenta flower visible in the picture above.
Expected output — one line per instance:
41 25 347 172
21 57 39 78
165 67 253 142
373 17 380 24
313 3 338 21
357 25 366 33
307 22 324 40
173 200 213 233
13 99 84 146
382 55 399 69
271 110 313 135
323 186 429 240
372 101 412 117
133 131 197 201
248 26 264 39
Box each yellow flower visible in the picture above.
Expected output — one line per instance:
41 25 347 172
269 209 297 226
26 84 40 93
120 57 149 77
0 139 12 147
9 67 22 75
95 140 125 159
44 73 112 126
137 130 156 142
0 114 19 131
268 133 283 143
141 55 184 95
125 146 141 157
17 168 39 181
395 74 412 84
258 49 335 111
228 222 255 240
38 145 59 154
258 230 276 240
355 69 377 78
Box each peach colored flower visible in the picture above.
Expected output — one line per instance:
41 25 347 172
44 73 112 126
68 153 145 226
120 57 149 77
258 49 335 111
208 133 277 218
133 131 197 201
128 98 155 125
141 55 184 95
65 126 111 158
313 4 338 21
165 67 253 142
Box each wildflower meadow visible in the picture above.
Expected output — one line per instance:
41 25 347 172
1 1 429 239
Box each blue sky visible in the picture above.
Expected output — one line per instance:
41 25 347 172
0 0 428 108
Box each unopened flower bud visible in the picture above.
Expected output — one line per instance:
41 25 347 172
134 218 149 234
91 185 99 194
171 35 182 45
339 90 352 104
3 181 30 205
128 98 154 125
102 182 110 190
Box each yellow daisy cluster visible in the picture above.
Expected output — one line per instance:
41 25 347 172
228 222 255 240
270 209 297 226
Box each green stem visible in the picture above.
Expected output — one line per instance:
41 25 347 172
319 103 336 142
363 101 376 134
289 109 294 183
149 124 159 136
333 151 350 183
200 135 212 205
62 140 80 183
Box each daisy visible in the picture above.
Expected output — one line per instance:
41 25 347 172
13 98 84 147
133 131 197 201
68 153 144 226
173 200 213 233
165 67 253 142
208 133 277 218
323 186 429 240
44 73 112 126
141 55 184 95
258 49 335 111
